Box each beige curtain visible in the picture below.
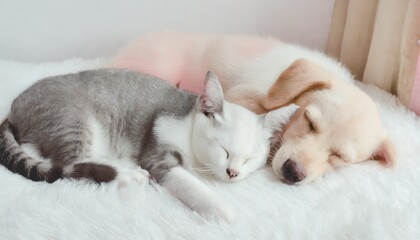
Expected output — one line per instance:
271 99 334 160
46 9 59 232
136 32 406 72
326 0 420 106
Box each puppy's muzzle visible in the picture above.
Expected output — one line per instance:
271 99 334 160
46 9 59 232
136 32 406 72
281 159 306 184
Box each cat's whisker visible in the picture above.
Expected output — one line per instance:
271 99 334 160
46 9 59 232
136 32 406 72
193 167 214 172
193 166 211 170
200 162 212 166
195 170 214 174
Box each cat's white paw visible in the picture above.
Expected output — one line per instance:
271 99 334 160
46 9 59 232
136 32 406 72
116 167 150 188
197 203 235 223
215 204 235 223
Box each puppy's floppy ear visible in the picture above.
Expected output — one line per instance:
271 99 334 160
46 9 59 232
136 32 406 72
263 58 332 110
370 138 397 167
198 71 224 117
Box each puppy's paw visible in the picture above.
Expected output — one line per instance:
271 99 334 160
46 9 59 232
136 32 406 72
116 167 150 188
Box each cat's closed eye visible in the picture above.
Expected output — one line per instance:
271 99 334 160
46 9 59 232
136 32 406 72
221 146 230 159
244 158 255 165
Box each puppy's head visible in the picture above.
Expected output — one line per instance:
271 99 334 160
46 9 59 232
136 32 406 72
263 59 396 184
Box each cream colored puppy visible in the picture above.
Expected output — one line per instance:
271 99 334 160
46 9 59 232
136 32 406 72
264 59 396 184
111 32 396 184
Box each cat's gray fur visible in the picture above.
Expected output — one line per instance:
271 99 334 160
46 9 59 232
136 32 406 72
0 69 197 183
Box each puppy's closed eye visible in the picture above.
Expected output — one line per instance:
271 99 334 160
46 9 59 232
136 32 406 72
304 111 317 133
331 152 343 160
329 152 348 167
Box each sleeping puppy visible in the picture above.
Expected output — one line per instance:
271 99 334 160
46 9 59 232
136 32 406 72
111 32 396 184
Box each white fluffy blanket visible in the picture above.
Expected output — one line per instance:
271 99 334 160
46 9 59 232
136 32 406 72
0 58 419 240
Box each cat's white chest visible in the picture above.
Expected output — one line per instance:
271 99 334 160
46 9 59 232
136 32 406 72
153 114 194 167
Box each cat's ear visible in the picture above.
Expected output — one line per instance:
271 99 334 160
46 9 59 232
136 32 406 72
260 104 299 132
198 71 224 117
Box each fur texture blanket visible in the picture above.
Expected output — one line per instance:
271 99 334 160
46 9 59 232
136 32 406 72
0 58 419 240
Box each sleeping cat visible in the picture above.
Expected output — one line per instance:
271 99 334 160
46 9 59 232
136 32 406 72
0 69 297 220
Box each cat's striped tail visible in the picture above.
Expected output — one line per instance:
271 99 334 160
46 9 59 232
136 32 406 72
0 119 117 183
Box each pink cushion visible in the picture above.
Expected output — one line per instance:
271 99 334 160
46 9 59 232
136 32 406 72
409 48 420 115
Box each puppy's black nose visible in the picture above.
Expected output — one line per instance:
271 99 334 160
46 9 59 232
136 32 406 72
226 168 238 178
281 159 306 184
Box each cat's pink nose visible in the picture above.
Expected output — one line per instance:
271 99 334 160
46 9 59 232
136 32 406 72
226 168 238 178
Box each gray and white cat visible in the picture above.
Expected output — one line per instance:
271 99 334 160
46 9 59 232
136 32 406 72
0 69 297 220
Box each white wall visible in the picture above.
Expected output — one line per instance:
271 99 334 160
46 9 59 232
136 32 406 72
0 0 335 62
